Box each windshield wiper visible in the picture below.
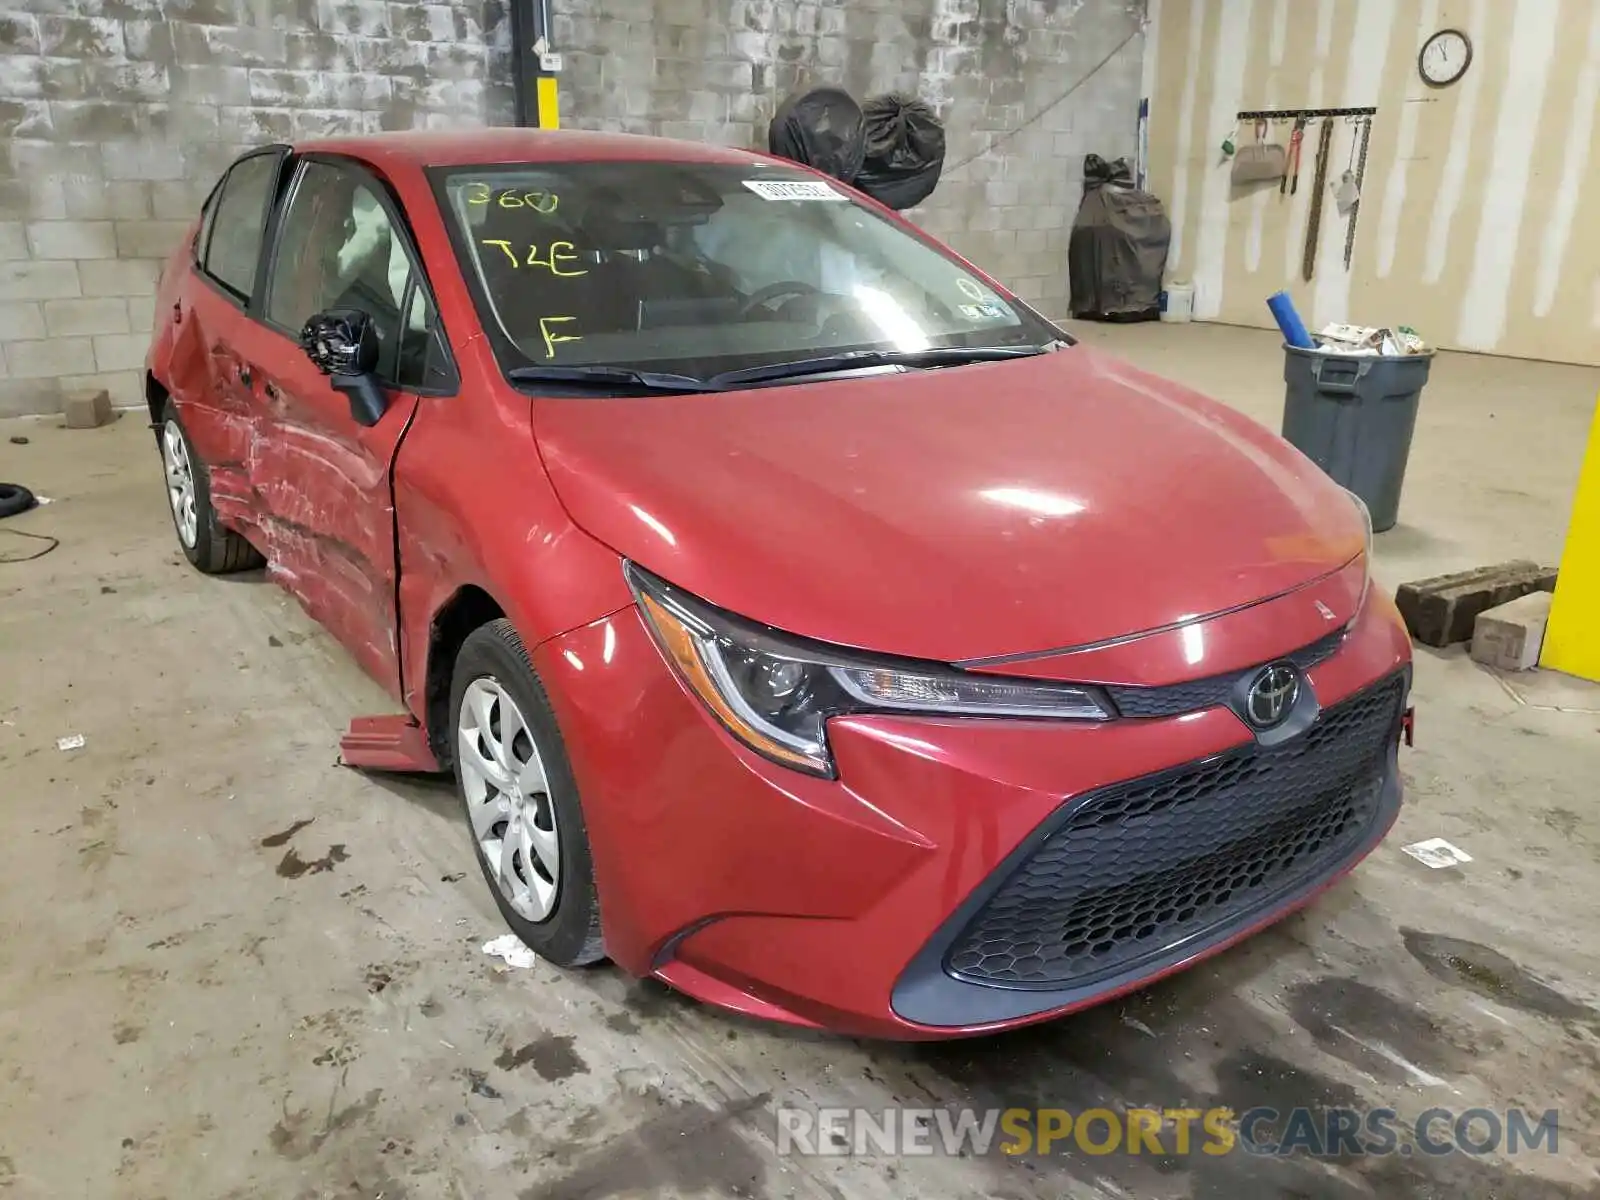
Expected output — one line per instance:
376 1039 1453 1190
706 345 1053 389
507 365 717 393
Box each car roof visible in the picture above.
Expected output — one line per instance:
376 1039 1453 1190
292 128 783 172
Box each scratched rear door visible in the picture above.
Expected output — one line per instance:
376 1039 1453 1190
231 155 451 697
165 148 288 533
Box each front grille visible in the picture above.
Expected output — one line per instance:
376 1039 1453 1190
946 672 1404 989
1106 628 1346 719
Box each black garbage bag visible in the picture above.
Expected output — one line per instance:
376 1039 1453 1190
853 93 945 210
767 87 866 183
1068 154 1171 322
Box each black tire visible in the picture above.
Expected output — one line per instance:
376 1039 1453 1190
0 483 35 519
449 619 606 967
159 400 263 574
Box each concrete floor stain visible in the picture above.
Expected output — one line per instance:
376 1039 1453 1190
276 844 349 879
268 1087 383 1161
259 817 314 848
501 1107 534 1139
494 1033 588 1082
1401 928 1594 1021
620 977 693 1023
603 1011 640 1036
463 1069 502 1100
1542 807 1583 838
1285 976 1485 1083
887 932 1589 1198
1358 1148 1600 1200
518 1091 770 1200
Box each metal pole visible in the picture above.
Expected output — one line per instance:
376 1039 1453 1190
508 0 559 129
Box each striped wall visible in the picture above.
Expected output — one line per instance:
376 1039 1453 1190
1145 0 1600 365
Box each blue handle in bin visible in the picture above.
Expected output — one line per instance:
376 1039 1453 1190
1266 290 1315 349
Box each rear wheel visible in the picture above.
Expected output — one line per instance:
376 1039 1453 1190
159 401 262 574
449 619 606 967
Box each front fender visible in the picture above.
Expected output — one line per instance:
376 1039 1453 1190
393 388 631 729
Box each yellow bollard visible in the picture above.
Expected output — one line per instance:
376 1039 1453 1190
1542 391 1600 682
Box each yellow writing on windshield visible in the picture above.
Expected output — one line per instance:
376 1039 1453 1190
538 316 581 359
464 182 559 214
481 240 588 277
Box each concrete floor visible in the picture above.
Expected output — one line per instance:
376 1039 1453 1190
1 322 1598 1200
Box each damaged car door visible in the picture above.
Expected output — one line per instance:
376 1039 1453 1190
226 155 453 695
163 148 287 530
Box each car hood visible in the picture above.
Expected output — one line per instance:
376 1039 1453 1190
531 345 1365 665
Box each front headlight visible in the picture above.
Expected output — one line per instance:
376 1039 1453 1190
626 563 1111 777
1347 488 1373 562
1346 488 1374 614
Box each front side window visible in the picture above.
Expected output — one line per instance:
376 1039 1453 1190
266 160 439 389
203 153 280 300
430 161 1059 383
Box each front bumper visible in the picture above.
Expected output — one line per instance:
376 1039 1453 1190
893 672 1405 1026
534 587 1413 1040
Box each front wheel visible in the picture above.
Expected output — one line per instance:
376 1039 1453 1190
158 401 262 574
449 619 606 967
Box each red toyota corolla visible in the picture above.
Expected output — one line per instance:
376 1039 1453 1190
146 129 1412 1039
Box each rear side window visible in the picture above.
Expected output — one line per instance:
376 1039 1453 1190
202 154 279 300
193 188 219 264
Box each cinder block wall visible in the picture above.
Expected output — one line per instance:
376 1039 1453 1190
0 0 1144 417
0 0 512 417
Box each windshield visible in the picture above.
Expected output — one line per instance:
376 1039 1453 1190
429 160 1063 384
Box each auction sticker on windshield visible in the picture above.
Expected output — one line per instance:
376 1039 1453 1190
743 179 848 201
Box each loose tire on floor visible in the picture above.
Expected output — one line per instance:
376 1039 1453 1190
449 618 606 968
158 400 263 574
0 483 36 519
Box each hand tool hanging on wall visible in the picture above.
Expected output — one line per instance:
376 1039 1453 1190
1283 115 1306 194
1301 117 1334 282
1230 119 1286 186
1334 116 1362 214
1343 115 1373 269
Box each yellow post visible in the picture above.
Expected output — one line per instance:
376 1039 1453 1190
1542 391 1600 681
536 76 560 130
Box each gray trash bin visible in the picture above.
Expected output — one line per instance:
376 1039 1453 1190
1281 346 1433 532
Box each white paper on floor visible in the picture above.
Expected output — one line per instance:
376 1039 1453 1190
1401 838 1473 869
482 934 537 969
56 734 85 751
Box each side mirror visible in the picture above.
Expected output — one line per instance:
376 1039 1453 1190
299 308 386 427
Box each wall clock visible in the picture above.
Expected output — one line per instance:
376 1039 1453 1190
1419 28 1472 87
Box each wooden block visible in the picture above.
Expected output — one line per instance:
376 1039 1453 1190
61 388 113 430
1394 560 1557 647
1471 591 1554 671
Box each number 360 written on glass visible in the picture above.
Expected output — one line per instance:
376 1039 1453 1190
464 182 559 213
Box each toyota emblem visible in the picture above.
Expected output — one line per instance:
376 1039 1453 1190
1245 663 1300 729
